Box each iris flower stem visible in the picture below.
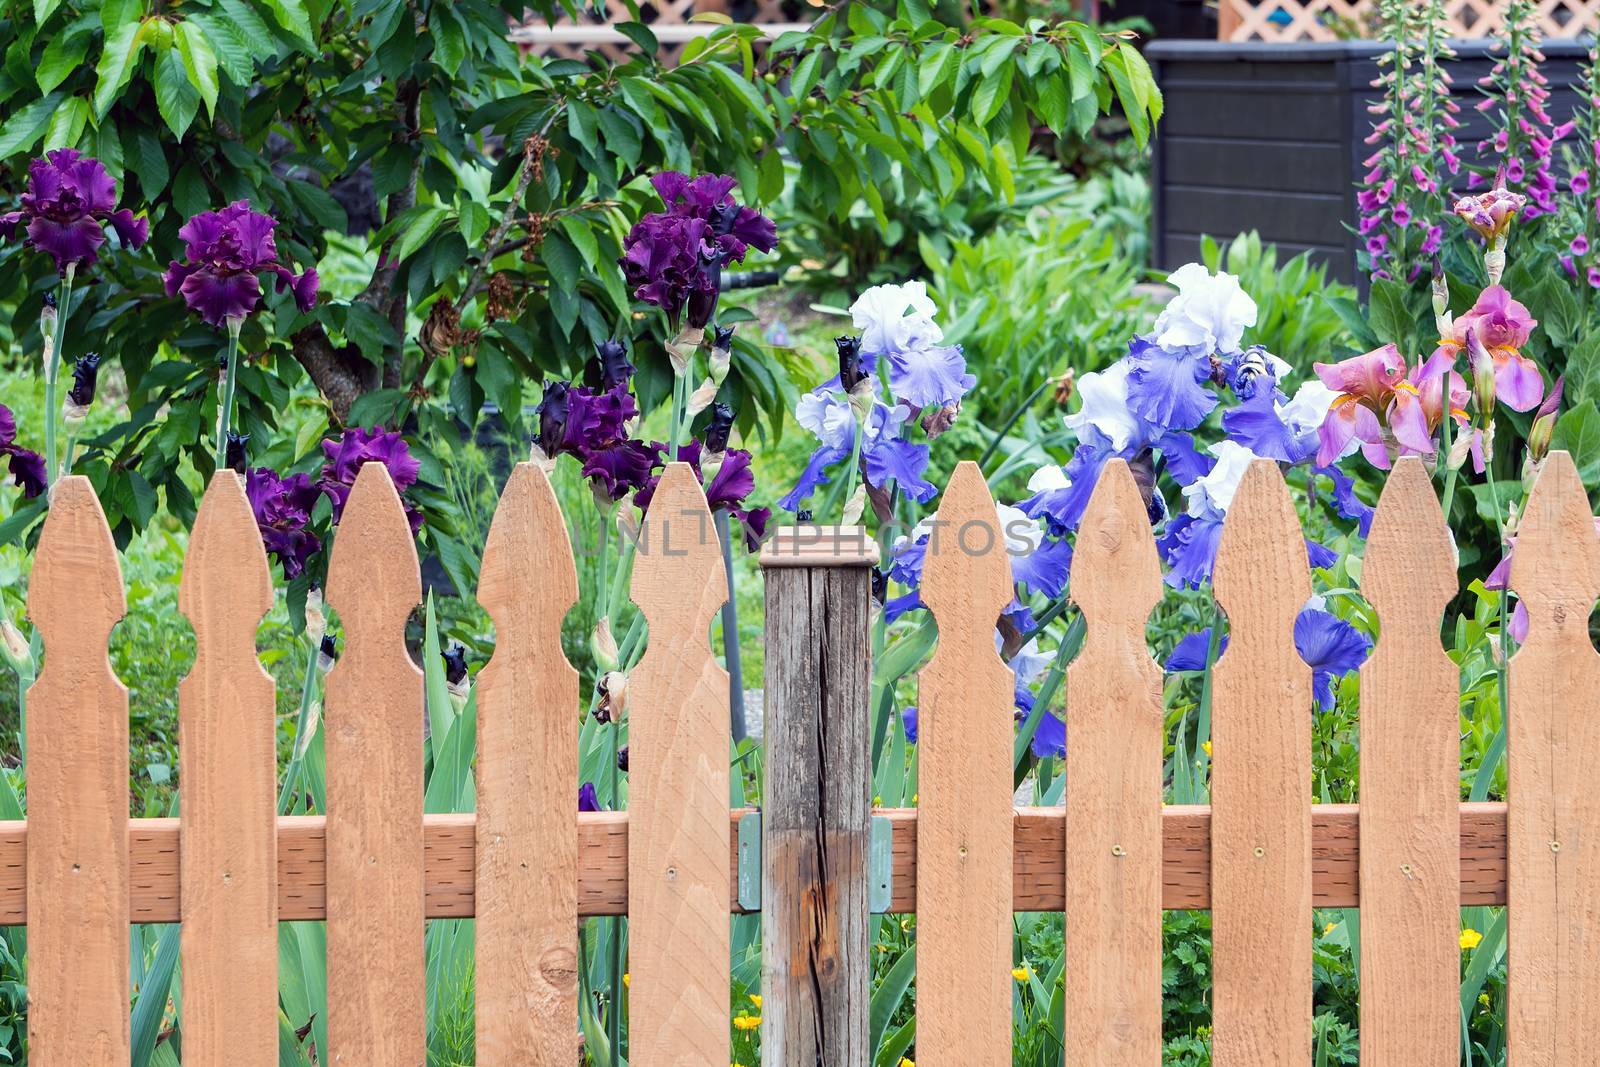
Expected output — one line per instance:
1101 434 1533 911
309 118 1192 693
43 267 75 491
213 319 243 472
668 367 689 462
276 637 323 816
1193 595 1225 796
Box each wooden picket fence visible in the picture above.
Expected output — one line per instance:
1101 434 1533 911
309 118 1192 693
10 448 1600 1064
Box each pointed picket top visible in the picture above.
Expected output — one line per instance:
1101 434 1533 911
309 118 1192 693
1212 458 1310 633
1070 458 1162 626
1510 449 1600 626
1064 458 1164 1064
1363 456 1456 619
919 460 1013 621
1505 449 1600 1063
26 476 131 1065
474 462 581 1067
178 472 278 1067
1209 458 1313 1067
632 461 727 624
1358 456 1459 1064
323 460 425 1066
325 461 422 636
628 460 731 1067
916 459 1014 1067
29 475 124 643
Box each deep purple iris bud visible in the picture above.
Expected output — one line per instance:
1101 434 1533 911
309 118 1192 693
318 633 339 670
616 745 629 772
225 432 250 474
535 380 574 459
42 292 55 309
712 324 736 352
704 403 735 454
578 783 602 812
245 467 324 578
442 644 469 686
0 149 148 276
66 352 101 409
594 339 634 391
836 335 868 392
684 244 725 330
162 200 319 327
797 508 813 523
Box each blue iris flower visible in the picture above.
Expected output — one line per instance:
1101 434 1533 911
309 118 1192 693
1125 335 1219 432
1164 607 1371 711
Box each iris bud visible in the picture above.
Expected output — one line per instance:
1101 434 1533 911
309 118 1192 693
1527 375 1564 463
591 618 620 674
225 432 250 474
594 338 634 391
0 618 30 673
704 402 735 454
1465 328 1496 423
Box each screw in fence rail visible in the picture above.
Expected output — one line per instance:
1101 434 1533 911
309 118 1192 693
757 519 879 1065
25 476 129 1067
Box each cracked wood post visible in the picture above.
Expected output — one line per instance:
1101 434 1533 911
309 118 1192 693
759 524 879 1065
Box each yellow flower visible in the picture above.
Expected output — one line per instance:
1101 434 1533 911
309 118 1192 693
1012 965 1032 982
898 1059 915 1067
622 973 630 988
1478 992 1491 1008
911 793 918 804
1202 740 1213 757
1460 928 1483 951
733 1014 762 1031
1323 922 1337 936
873 795 883 806
748 994 762 1009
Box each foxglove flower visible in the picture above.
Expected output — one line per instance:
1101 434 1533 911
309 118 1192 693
163 201 319 327
316 426 423 532
0 405 45 499
245 467 323 579
0 149 147 275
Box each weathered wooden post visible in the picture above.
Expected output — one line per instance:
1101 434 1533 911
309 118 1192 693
759 524 878 1065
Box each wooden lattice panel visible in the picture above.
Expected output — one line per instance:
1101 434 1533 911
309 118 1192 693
1218 0 1600 40
513 0 803 64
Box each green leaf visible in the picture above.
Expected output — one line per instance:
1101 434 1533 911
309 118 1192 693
704 60 773 133
93 15 147 118
615 21 657 54
428 3 467 76
175 20 219 117
1565 331 1600 404
130 925 181 1067
0 91 65 158
558 215 599 267
1367 277 1413 349
36 15 95 94
259 0 314 49
100 0 141 32
1551 404 1600 486
869 944 915 1054
36 0 68 25
286 179 347 232
396 205 448 261
153 46 199 137
42 96 89 151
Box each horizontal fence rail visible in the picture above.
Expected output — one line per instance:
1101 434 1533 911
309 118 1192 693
0 803 1516 922
15 452 1600 1063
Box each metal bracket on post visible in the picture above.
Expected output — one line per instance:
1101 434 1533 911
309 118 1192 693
737 811 894 914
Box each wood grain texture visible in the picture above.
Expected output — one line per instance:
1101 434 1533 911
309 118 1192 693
1210 459 1312 1067
1358 457 1459 1065
760 562 872 1066
916 461 1016 1067
324 463 424 1067
178 472 278 1067
475 463 580 1066
1066 460 1164 1063
628 462 730 1067
25 476 129 1067
0 803 1515 923
1506 450 1600 1062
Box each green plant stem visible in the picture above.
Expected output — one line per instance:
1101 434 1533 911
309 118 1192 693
214 319 243 471
277 639 323 816
43 267 75 491
668 367 689 462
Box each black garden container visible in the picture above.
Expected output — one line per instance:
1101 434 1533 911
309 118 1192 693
1147 39 1594 285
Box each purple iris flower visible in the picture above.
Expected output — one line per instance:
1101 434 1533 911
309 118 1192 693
621 173 776 327
1020 444 1109 535
1124 336 1218 432
0 149 147 275
593 338 634 390
245 468 323 579
579 783 602 812
316 426 423 533
1222 388 1314 464
582 439 658 500
162 201 319 327
1315 464 1375 538
1155 432 1216 486
636 440 770 551
0 404 46 498
1165 607 1371 711
1027 702 1066 760
901 705 919 743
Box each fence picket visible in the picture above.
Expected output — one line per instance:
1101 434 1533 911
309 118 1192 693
475 463 580 1065
324 463 424 1066
1210 459 1312 1066
916 460 1015 1067
1358 456 1458 1065
1506 450 1600 1061
628 462 730 1066
178 472 278 1066
25 476 129 1067
1065 459 1164 1063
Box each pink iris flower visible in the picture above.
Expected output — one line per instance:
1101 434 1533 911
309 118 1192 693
1313 344 1468 469
1441 286 1544 411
